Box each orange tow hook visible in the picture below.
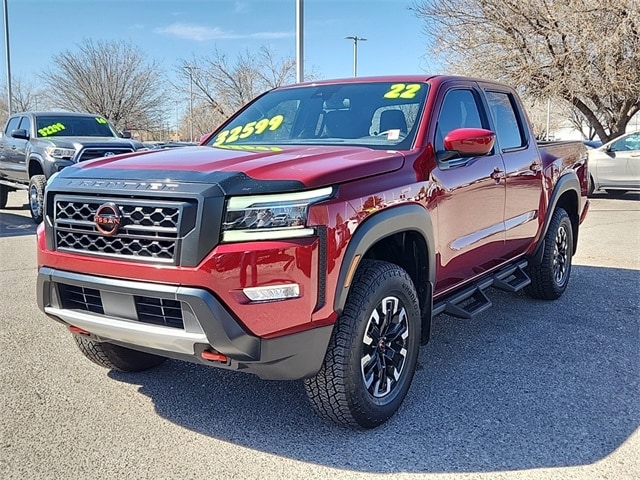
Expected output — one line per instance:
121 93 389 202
201 350 228 363
68 325 90 335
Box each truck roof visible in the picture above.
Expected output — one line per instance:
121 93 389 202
275 74 512 91
12 111 105 118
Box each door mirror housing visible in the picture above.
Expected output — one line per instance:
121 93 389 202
444 128 495 157
11 129 29 140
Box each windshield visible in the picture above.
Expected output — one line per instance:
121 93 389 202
205 82 429 151
35 115 118 138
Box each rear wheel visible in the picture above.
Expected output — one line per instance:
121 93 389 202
526 207 573 300
73 335 166 372
304 260 421 428
0 184 8 209
28 174 46 223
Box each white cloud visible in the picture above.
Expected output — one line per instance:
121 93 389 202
154 23 293 41
234 1 250 14
154 23 229 41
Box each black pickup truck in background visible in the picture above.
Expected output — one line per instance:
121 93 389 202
0 111 143 222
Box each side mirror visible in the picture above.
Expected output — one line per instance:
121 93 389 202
443 128 495 157
121 130 132 139
11 128 29 140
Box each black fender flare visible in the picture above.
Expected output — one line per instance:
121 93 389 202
532 172 580 260
27 154 46 177
333 203 436 316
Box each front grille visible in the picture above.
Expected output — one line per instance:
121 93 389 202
58 283 104 314
78 148 134 162
53 195 193 264
56 232 175 260
134 296 184 329
56 283 184 330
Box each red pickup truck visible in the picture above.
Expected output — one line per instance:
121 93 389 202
36 75 589 428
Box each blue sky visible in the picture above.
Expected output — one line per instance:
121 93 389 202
4 0 438 84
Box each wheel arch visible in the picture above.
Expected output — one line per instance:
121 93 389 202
28 155 45 178
333 204 436 344
534 173 581 260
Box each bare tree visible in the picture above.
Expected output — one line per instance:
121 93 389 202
41 39 169 131
567 105 599 140
178 45 296 134
0 77 48 125
412 0 640 142
520 96 562 140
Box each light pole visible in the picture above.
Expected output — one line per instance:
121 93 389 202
175 101 179 140
296 0 304 83
546 98 551 141
345 35 366 77
184 65 197 142
3 0 12 115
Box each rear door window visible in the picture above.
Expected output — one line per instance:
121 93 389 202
485 91 527 150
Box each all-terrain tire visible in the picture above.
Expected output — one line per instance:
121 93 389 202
73 335 166 372
28 174 46 223
0 184 8 209
304 260 421 428
526 207 573 300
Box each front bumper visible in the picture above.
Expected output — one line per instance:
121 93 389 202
37 267 333 380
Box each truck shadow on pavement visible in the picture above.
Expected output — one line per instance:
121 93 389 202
0 208 36 238
109 264 639 474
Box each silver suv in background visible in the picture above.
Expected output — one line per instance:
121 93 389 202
588 131 640 196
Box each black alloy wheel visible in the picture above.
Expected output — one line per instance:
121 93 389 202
360 295 410 398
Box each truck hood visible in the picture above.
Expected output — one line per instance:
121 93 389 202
39 136 142 150
57 145 406 193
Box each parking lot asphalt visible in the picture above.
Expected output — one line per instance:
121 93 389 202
1 191 638 480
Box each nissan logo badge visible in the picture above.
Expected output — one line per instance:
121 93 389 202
94 203 122 235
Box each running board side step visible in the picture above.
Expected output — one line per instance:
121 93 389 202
492 262 531 292
433 261 531 319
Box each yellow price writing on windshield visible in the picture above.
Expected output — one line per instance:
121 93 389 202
383 84 421 99
214 114 284 146
216 145 283 152
38 123 66 137
96 117 108 124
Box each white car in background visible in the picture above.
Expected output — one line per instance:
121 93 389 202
588 131 640 196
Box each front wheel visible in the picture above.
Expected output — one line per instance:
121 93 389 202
29 174 46 223
304 260 421 428
526 207 573 300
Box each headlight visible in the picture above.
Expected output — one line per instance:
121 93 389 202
222 186 333 242
45 146 76 159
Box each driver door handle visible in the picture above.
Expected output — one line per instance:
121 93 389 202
490 167 505 183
